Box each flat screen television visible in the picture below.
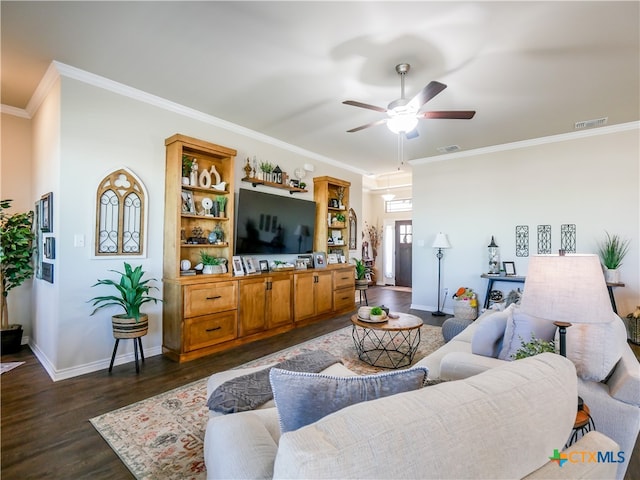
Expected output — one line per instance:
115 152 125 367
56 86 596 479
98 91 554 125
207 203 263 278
235 189 316 255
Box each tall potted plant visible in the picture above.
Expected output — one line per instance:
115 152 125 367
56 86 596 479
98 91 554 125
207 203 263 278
352 258 368 288
88 263 161 338
0 199 35 353
597 231 630 283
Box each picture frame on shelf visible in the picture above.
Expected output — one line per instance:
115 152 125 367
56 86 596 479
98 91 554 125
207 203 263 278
503 261 516 276
327 253 339 264
181 190 195 214
40 192 53 232
329 198 339 208
259 260 269 272
44 237 55 259
243 256 257 274
232 256 245 276
295 259 307 270
313 251 327 268
298 254 314 268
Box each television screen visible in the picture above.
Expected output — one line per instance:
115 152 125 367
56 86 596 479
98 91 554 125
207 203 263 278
235 189 316 255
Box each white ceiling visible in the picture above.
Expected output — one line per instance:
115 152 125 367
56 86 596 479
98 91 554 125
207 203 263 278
2 1 639 177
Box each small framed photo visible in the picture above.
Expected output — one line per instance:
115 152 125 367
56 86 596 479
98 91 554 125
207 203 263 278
298 254 314 268
503 261 516 276
40 192 53 232
313 251 326 268
42 262 54 284
259 260 270 272
181 190 195 214
44 237 55 259
340 255 346 264
232 256 245 276
295 259 307 270
329 198 339 208
243 256 257 274
327 253 339 264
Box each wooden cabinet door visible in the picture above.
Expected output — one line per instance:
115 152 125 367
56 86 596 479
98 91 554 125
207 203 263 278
238 277 267 336
294 272 316 321
267 275 293 329
314 270 333 315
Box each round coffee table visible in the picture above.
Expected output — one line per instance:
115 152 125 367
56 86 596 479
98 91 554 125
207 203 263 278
350 313 423 369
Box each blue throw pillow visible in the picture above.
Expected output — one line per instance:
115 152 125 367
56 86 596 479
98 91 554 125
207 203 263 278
270 367 429 433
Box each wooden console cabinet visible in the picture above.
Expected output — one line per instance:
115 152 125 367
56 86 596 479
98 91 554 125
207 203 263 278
162 135 356 362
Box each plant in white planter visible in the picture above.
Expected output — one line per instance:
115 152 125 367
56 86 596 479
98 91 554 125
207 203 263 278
89 263 161 338
597 231 630 283
200 251 222 274
0 199 35 353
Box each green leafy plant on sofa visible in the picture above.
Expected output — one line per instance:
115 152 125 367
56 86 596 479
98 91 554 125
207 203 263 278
513 334 556 360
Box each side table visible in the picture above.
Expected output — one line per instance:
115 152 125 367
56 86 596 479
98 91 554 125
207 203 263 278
565 400 596 448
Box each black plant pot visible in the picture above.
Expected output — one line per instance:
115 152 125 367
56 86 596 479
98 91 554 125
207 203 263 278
1 325 23 354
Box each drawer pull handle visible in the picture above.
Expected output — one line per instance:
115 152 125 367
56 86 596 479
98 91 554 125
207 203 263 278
206 295 222 300
206 326 222 332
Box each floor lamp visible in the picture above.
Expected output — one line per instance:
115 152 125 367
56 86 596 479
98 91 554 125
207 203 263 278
432 233 451 316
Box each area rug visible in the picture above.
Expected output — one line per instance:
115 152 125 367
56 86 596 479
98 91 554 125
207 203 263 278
0 361 25 374
90 324 444 480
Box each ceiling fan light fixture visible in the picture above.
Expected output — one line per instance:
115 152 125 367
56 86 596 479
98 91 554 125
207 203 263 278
387 114 418 134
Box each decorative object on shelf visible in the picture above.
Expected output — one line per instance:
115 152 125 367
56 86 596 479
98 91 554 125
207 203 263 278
295 259 307 270
181 190 195 214
244 158 253 178
336 186 345 208
432 232 451 317
214 223 224 244
299 182 306 189
181 155 193 185
452 287 478 320
199 168 212 189
515 225 529 257
216 196 227 218
597 231 630 284
259 260 270 272
201 197 213 216
189 158 199 187
561 224 576 253
348 208 357 250
243 256 257 274
626 306 640 345
207 231 217 244
212 181 227 191
368 306 386 322
259 161 274 182
273 165 283 184
200 251 222 274
232 256 245 276
210 165 221 185
298 254 314 268
487 236 500 274
187 226 206 244
314 251 327 268
180 259 191 271
537 225 551 254
503 261 516 276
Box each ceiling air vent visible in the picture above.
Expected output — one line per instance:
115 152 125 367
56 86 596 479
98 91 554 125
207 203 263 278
437 145 460 154
575 117 608 130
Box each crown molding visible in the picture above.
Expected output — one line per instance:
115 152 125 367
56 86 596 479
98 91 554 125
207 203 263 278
410 121 640 166
0 104 30 118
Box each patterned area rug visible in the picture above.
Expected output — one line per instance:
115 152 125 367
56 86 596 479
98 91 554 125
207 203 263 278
90 324 444 480
0 362 25 374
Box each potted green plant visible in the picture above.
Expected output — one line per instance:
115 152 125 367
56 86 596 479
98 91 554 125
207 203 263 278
259 161 274 181
200 251 222 274
369 306 385 322
352 258 368 287
182 155 193 185
216 195 227 218
89 262 161 339
597 231 630 283
0 199 35 353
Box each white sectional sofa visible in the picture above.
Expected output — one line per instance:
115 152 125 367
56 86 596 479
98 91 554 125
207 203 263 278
416 306 640 480
204 353 620 479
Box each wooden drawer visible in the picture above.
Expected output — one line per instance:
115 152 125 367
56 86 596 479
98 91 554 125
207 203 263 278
333 286 355 312
184 281 237 318
184 311 237 352
333 269 355 289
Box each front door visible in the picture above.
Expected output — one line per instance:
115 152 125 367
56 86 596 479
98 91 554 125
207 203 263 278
395 220 412 287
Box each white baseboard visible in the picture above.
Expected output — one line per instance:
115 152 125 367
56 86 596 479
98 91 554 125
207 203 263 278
29 340 163 382
411 303 453 315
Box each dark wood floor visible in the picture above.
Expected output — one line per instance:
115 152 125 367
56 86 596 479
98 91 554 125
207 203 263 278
1 286 638 479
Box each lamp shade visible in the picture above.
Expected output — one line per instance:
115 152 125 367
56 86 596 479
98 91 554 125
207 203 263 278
520 254 613 324
432 233 451 249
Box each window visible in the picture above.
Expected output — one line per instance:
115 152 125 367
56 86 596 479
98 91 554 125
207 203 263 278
95 168 146 256
385 198 412 213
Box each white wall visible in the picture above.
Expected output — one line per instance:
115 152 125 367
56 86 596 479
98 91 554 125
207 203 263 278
411 126 640 317
15 70 362 380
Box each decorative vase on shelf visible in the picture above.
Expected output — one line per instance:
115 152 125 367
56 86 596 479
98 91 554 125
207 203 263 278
199 168 212 189
203 265 214 275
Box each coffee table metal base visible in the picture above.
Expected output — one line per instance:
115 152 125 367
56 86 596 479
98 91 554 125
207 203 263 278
351 314 422 369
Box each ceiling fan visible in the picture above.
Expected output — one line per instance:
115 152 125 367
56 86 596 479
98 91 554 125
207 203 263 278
343 63 476 139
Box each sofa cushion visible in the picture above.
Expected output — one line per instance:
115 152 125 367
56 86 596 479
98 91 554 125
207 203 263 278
270 367 429 433
562 315 627 382
471 310 508 357
498 306 557 360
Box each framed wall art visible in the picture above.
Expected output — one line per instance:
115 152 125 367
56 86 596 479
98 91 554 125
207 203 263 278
40 192 53 232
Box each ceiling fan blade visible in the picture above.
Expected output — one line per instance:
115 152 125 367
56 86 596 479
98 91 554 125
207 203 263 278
346 118 387 133
405 129 419 140
419 110 476 120
407 81 447 111
342 100 388 113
